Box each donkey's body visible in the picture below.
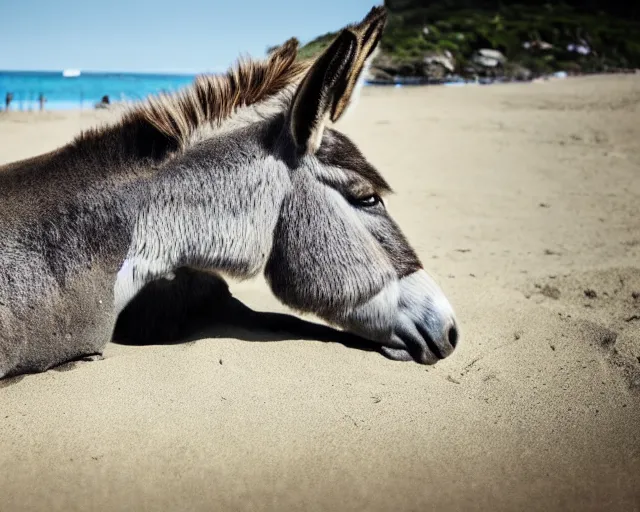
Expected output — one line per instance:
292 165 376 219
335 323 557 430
0 117 285 376
0 7 458 379
0 41 306 377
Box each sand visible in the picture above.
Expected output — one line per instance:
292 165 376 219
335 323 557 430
1 75 639 511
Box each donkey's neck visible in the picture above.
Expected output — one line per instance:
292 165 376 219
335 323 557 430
115 119 291 312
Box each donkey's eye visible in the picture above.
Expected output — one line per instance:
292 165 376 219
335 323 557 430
355 194 382 208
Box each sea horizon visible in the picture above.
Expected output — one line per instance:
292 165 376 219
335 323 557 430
0 69 202 111
0 69 202 77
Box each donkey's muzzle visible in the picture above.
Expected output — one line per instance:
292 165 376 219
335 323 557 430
416 318 459 362
389 316 458 365
384 270 459 365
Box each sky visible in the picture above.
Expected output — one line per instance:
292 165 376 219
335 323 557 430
1 0 381 73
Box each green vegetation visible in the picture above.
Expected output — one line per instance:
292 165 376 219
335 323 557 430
296 1 640 80
296 32 337 60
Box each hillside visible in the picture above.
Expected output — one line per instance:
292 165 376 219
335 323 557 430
295 1 640 82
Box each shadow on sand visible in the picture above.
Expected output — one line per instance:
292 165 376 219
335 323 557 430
0 270 383 386
112 267 381 356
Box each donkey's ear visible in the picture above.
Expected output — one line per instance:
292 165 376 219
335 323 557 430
289 6 387 153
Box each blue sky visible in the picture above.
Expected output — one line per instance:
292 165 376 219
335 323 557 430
1 0 381 73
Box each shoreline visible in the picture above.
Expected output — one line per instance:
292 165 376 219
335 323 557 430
2 71 638 113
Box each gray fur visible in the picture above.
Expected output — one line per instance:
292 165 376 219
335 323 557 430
0 147 144 376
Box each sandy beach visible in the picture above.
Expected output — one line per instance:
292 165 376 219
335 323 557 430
1 74 639 511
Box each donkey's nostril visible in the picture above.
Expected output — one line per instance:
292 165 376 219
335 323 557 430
448 325 459 348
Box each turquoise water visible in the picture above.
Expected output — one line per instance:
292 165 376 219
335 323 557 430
0 71 196 110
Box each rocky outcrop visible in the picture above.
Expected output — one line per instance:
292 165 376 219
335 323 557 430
298 1 640 83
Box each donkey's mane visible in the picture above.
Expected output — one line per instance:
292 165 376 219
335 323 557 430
132 38 310 149
74 38 310 159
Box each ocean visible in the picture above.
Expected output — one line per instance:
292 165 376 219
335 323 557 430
0 71 197 111
0 70 505 112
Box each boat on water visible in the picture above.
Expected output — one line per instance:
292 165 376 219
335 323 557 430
62 69 81 78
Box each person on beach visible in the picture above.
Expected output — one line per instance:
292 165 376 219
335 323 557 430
5 92 13 111
38 93 46 111
95 95 110 109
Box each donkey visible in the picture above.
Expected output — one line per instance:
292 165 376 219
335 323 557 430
0 6 458 379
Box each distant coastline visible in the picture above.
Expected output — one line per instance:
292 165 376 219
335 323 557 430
364 67 639 87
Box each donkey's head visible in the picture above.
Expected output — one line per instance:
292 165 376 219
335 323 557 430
264 7 458 364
